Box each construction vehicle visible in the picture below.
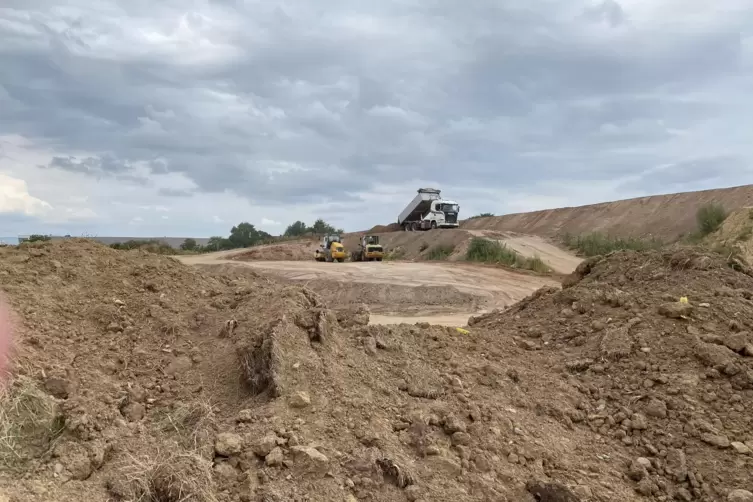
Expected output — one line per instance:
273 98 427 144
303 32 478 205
350 235 384 262
398 188 460 231
314 234 347 262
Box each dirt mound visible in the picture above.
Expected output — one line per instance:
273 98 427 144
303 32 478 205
3 239 752 501
233 241 318 261
367 223 401 233
462 184 753 241
470 247 753 500
286 280 483 315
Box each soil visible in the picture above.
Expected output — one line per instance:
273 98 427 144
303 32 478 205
181 254 559 325
461 184 753 241
232 240 319 262
465 230 583 275
1 239 753 502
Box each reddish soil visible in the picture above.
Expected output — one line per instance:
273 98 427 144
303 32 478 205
1 240 752 502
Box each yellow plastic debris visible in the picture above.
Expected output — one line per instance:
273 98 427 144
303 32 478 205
679 296 689 304
456 327 470 335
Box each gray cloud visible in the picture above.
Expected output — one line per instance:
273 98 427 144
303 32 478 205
1 0 753 233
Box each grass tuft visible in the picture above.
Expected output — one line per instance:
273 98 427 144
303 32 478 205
465 238 551 272
0 375 65 469
158 401 216 451
110 449 218 502
562 232 663 257
425 244 455 260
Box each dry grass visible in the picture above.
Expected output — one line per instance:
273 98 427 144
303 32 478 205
0 374 64 469
111 449 218 502
158 400 216 451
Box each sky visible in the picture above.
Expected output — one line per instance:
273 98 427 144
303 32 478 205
1 0 752 238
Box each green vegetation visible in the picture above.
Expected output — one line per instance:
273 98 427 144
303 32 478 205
467 212 494 219
425 244 455 260
108 218 342 255
110 239 176 254
284 219 344 238
682 203 731 243
465 238 550 273
695 203 728 236
562 232 663 257
26 234 51 242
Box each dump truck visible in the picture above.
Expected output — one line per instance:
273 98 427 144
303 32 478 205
314 234 347 262
350 235 384 262
397 188 460 231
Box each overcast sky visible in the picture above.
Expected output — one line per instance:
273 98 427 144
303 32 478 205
1 0 752 237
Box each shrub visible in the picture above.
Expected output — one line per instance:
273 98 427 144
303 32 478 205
696 203 727 236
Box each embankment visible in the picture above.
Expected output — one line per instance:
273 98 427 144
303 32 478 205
461 184 753 241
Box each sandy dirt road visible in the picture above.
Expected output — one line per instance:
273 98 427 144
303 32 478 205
466 230 582 274
179 253 559 326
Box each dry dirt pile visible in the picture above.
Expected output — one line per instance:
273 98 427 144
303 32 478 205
470 248 753 501
2 240 752 502
233 241 318 261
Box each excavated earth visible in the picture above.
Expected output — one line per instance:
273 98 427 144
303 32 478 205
0 240 752 502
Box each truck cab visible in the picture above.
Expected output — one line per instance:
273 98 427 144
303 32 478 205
397 188 460 231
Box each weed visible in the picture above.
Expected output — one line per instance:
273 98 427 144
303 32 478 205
561 232 663 257
467 212 495 219
425 244 455 260
696 203 728 236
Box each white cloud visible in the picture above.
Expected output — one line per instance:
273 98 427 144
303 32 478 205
261 218 281 226
0 173 52 216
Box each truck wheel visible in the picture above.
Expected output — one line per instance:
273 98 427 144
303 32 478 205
403 224 410 232
411 222 417 232
431 221 437 229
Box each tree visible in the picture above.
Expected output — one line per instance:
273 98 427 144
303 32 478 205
181 238 198 251
27 234 51 242
310 218 337 235
284 220 309 237
207 236 230 251
228 222 262 248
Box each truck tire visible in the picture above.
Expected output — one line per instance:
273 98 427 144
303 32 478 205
403 224 410 232
410 222 417 232
431 221 437 229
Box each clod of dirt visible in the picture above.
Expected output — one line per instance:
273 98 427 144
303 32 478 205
526 480 580 501
729 490 753 502
215 432 243 457
288 390 311 408
289 446 329 474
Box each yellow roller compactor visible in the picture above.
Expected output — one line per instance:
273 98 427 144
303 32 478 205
315 234 347 262
350 235 384 262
